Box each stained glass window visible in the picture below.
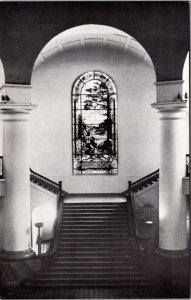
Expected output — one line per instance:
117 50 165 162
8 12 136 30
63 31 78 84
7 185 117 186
72 71 118 175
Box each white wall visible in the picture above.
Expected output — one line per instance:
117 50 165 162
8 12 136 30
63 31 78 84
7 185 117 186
31 46 159 193
31 183 57 251
133 182 159 212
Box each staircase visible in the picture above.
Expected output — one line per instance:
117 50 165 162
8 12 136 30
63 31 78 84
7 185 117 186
26 199 156 288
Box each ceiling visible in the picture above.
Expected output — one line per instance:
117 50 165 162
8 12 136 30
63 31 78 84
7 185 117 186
0 1 189 84
34 25 153 70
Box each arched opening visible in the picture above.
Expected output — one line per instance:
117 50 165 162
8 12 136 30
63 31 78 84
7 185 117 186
32 24 154 71
30 24 158 193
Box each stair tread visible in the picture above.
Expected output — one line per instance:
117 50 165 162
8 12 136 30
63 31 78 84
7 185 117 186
63 208 127 211
37 272 140 276
26 198 150 289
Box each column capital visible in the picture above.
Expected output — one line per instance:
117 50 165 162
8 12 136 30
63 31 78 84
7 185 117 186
154 80 187 103
0 103 37 117
151 101 188 113
0 84 32 104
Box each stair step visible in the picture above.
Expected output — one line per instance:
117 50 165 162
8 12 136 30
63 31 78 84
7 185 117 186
57 245 134 252
62 210 127 214
56 251 134 257
58 233 130 238
53 256 134 263
63 208 127 212
61 217 128 221
24 197 147 290
35 272 143 279
59 225 131 230
63 203 127 207
48 265 138 272
51 262 137 268
58 236 130 242
61 220 129 224
58 240 132 245
28 278 150 287
59 228 129 231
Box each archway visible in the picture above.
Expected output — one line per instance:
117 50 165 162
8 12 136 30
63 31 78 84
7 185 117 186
32 24 154 71
30 24 158 194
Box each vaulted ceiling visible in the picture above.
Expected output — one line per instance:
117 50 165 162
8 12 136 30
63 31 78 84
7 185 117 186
34 25 153 70
0 1 189 84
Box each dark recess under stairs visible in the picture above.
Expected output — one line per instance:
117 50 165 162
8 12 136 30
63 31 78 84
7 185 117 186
25 201 158 288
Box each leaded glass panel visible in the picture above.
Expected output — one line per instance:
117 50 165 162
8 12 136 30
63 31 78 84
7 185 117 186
72 71 118 175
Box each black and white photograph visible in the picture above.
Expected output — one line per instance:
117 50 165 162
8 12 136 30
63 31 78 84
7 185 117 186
0 1 190 299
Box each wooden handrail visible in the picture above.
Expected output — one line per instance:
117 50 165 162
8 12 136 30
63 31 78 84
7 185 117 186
30 168 69 197
186 154 190 177
29 169 68 259
122 169 159 195
30 168 60 188
40 194 64 264
0 156 3 179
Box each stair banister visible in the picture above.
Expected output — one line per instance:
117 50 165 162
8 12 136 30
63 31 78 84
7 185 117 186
122 169 159 195
186 154 190 177
30 169 68 258
30 168 61 192
35 222 43 256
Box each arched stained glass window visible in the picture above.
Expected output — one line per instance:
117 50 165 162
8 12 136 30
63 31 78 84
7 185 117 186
72 71 118 175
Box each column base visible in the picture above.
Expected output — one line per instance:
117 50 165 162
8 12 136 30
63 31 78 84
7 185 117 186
155 247 189 259
0 249 35 261
154 247 189 292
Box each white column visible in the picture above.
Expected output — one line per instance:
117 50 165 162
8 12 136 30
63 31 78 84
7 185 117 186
152 80 188 250
0 104 36 259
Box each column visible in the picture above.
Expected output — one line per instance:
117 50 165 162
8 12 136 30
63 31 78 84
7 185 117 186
0 84 36 260
152 80 188 251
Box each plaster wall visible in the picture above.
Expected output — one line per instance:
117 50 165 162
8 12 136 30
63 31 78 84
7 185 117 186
133 182 159 212
31 184 57 250
30 47 166 193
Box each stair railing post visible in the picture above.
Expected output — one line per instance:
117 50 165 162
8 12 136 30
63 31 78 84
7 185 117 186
186 154 190 177
35 222 43 256
58 181 62 192
128 180 132 194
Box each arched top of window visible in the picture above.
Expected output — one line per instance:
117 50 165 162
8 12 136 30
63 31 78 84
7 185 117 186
72 71 118 175
73 71 117 97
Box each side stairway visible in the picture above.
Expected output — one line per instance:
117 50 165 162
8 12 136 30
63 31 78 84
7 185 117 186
25 199 157 288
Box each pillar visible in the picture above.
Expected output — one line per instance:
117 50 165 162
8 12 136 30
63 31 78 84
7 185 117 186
0 84 36 260
152 80 188 251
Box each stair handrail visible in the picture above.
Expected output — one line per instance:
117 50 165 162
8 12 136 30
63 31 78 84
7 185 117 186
30 169 68 260
41 193 64 259
30 168 62 193
127 180 159 256
186 154 190 177
126 183 142 257
34 192 64 263
122 169 159 195
127 182 151 256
